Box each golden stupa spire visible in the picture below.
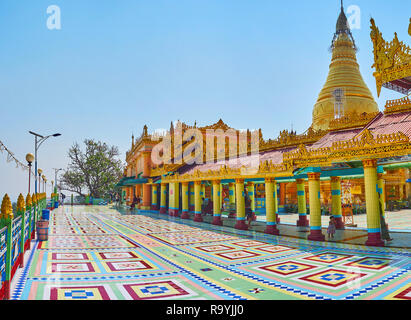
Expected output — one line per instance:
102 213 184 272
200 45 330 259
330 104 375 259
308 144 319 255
312 2 379 130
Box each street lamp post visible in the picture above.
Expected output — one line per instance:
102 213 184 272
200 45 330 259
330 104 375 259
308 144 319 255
26 153 34 194
43 176 47 195
38 169 43 193
29 131 61 200
29 131 61 238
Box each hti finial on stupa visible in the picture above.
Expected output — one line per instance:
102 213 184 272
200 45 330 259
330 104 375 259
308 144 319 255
311 1 378 131
332 0 356 50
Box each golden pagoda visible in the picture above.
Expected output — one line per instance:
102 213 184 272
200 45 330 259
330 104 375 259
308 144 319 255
312 3 379 130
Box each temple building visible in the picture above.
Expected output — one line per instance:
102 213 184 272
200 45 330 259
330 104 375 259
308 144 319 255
116 5 411 247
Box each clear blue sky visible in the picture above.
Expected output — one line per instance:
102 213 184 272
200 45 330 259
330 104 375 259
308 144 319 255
0 0 409 201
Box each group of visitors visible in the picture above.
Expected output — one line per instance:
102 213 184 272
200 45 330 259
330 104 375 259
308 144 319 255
130 195 141 210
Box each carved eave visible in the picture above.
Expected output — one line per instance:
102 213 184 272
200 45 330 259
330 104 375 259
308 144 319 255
370 18 411 96
384 96 411 114
328 112 379 131
162 161 294 183
283 129 411 169
259 128 328 152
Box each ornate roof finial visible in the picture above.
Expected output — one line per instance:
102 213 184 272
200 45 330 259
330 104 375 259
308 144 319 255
331 0 356 51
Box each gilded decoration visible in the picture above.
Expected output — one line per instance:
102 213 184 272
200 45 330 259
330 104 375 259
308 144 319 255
384 96 411 114
259 127 327 152
328 112 379 131
307 172 321 180
17 194 25 212
362 159 378 169
370 18 411 96
148 119 327 179
312 7 378 131
283 129 411 168
161 160 293 183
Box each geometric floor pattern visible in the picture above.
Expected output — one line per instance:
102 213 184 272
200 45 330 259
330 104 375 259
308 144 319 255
12 206 411 300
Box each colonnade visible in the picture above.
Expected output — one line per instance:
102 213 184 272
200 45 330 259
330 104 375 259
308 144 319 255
129 158 385 247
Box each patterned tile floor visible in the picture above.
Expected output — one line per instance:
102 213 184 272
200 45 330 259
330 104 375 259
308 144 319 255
260 210 411 231
11 206 411 300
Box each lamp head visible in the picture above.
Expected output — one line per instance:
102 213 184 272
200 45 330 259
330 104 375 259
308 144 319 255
26 153 35 164
38 169 43 175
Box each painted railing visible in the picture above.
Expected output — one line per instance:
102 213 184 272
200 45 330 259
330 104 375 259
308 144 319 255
0 192 47 300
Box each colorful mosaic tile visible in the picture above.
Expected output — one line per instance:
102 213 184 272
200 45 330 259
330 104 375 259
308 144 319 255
304 252 353 264
215 250 262 261
254 245 296 254
11 206 411 301
98 251 139 260
49 262 97 273
298 269 367 288
195 245 236 252
343 257 393 270
258 261 317 276
50 286 111 300
104 260 154 272
122 280 192 300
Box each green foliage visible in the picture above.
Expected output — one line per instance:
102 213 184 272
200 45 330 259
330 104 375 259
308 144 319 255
59 139 124 198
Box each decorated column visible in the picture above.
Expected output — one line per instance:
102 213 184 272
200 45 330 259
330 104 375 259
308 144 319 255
201 183 206 205
235 178 247 230
220 183 223 211
330 177 345 229
159 183 167 214
377 171 386 218
151 184 158 210
189 184 195 212
141 184 152 210
194 181 203 222
31 193 37 239
278 183 286 213
307 172 325 241
141 150 152 210
168 182 179 216
264 178 279 235
274 180 280 223
17 194 25 268
296 179 309 227
229 183 235 206
212 180 223 226
181 182 190 219
26 194 32 250
247 182 256 221
363 159 384 247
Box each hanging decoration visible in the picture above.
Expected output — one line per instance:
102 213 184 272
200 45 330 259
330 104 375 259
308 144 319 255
0 140 35 177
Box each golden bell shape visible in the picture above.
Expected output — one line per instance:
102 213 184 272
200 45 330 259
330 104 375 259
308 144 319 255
312 8 379 131
1 194 14 220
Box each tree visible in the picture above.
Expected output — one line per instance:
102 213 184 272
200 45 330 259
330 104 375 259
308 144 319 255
59 139 124 198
